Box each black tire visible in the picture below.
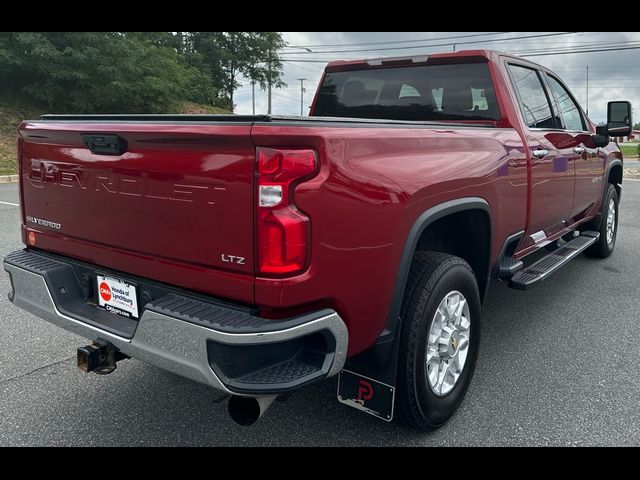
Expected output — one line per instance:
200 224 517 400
396 251 481 431
585 184 619 258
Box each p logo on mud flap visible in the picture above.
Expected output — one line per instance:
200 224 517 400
356 379 373 405
337 370 395 421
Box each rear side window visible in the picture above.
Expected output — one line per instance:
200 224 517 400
313 63 500 121
508 64 555 129
545 74 586 131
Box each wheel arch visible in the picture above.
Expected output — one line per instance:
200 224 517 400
387 197 492 334
588 159 623 231
342 197 492 388
607 160 623 199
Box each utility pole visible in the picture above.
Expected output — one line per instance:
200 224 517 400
586 65 589 117
267 49 272 115
298 78 307 116
251 81 256 115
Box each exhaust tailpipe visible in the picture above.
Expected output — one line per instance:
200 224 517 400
228 395 277 426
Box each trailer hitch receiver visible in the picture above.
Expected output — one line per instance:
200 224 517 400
77 340 128 375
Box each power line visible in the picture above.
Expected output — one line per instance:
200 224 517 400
283 60 320 75
523 44 640 57
283 32 509 50
280 43 640 65
279 36 640 65
552 66 640 69
279 32 578 55
510 39 640 54
513 40 640 56
271 92 299 102
280 58 344 63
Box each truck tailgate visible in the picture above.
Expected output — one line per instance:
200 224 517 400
19 120 256 303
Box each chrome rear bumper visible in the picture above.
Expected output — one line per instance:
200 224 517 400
4 249 348 396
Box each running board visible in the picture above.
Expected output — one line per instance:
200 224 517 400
509 231 599 290
497 256 524 280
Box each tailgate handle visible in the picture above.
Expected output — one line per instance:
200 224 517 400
82 134 127 156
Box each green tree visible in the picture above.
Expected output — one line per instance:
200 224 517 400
0 32 216 113
190 32 286 112
246 32 288 100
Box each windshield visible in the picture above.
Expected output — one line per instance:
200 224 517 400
313 63 500 122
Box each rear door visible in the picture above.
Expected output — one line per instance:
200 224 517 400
507 63 575 246
543 73 603 219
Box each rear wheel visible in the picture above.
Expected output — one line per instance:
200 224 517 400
585 184 618 258
396 252 481 431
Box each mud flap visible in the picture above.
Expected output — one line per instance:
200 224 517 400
336 323 400 422
337 370 395 422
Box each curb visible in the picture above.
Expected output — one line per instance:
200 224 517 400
0 175 19 183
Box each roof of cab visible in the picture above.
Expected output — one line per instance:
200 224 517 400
324 49 532 71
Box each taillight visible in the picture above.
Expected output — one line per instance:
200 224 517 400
257 148 317 275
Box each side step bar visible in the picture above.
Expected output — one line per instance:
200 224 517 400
509 231 599 290
497 257 524 280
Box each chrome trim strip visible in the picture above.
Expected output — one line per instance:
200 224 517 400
529 127 591 134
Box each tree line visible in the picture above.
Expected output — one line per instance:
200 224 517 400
0 32 286 113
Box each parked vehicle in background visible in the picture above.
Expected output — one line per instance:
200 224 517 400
4 50 632 430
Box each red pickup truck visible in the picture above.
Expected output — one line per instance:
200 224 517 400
4 50 632 431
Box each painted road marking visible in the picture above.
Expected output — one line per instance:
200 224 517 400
0 200 19 207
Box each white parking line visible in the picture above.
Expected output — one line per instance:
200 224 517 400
0 200 19 207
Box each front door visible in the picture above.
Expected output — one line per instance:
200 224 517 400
507 63 575 247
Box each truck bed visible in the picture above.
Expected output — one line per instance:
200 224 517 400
19 113 519 351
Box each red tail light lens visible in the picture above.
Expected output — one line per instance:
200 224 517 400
257 148 317 275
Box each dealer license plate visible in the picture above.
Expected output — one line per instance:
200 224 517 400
96 274 139 319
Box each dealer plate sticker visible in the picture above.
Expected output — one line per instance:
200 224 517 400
97 275 139 319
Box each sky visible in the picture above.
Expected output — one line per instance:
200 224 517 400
232 32 640 125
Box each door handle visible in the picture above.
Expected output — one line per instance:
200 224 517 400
532 149 549 159
573 147 585 154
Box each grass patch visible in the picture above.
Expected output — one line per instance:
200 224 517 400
620 144 639 157
175 101 230 114
0 101 230 175
0 101 40 175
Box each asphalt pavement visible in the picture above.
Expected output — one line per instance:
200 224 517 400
1 181 639 446
625 159 640 169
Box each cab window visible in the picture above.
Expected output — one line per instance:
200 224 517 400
545 74 587 131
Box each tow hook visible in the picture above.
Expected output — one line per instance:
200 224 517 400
77 340 128 375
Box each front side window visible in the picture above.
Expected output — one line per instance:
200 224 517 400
508 64 555 129
313 63 500 121
545 75 586 131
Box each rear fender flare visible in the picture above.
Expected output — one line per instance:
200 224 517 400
343 197 492 386
387 197 492 333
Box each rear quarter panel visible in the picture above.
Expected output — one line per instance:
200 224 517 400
252 124 528 354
